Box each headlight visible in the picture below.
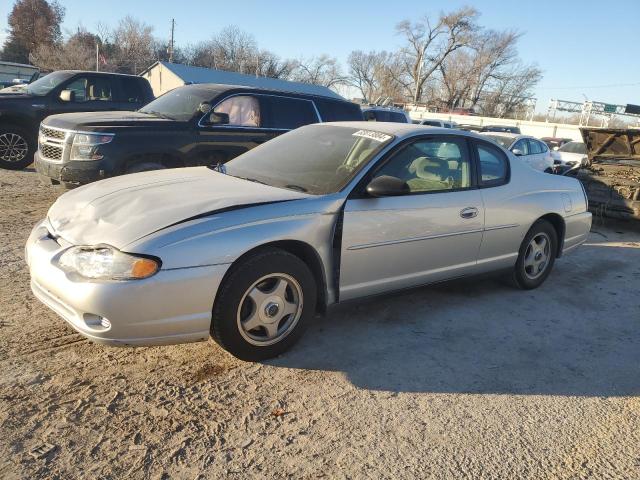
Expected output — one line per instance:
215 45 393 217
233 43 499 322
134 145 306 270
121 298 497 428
70 132 114 161
58 246 160 280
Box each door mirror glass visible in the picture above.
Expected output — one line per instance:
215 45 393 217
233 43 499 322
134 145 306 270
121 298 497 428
511 148 524 156
366 175 410 197
59 89 75 102
207 111 230 125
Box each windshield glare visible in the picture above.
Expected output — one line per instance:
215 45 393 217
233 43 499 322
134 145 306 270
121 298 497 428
139 86 214 121
26 71 73 96
224 125 394 195
559 141 586 154
483 135 513 149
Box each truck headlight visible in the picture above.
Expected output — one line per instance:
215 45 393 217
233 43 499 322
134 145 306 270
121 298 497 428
70 133 114 161
58 246 160 280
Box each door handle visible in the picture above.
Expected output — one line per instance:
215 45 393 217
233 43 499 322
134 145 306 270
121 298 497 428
460 207 478 219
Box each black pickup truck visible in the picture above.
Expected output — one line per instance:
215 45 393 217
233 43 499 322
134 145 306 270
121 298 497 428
0 70 153 169
34 83 364 187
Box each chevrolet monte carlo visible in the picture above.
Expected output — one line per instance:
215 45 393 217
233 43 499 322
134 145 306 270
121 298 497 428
26 122 592 360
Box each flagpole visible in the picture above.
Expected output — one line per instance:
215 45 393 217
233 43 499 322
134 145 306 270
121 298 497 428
96 43 99 72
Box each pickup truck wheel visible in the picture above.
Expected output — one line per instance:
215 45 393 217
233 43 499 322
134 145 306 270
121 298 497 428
512 219 558 290
0 126 34 170
126 162 166 174
211 248 317 361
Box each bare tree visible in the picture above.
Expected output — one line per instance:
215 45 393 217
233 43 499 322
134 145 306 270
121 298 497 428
31 29 97 71
108 16 155 74
396 6 479 102
347 50 405 102
292 54 346 88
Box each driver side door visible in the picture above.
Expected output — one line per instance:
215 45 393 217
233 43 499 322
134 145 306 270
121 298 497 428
339 135 485 300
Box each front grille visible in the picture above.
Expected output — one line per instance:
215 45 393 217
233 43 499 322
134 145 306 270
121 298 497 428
40 127 66 140
40 143 63 161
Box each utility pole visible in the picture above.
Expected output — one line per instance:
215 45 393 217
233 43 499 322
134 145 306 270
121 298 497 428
168 19 175 63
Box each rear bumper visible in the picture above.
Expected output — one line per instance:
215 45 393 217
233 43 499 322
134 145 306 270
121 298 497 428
26 220 230 346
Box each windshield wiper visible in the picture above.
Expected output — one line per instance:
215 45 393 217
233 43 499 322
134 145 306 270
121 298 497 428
284 184 308 192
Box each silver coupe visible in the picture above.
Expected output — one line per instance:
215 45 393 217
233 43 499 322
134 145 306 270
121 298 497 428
26 122 592 360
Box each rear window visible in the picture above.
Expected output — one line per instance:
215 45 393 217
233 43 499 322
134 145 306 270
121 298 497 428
316 100 363 122
389 112 408 123
263 96 318 129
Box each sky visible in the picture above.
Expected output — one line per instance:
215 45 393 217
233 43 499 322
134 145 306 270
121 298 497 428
1 0 639 112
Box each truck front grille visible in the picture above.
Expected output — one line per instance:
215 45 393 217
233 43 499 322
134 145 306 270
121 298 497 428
40 127 66 140
40 143 63 161
39 126 71 163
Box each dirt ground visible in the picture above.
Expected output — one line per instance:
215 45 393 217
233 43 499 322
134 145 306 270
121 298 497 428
1 168 639 479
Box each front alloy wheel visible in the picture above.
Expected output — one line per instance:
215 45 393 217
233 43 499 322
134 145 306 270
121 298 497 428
211 248 317 361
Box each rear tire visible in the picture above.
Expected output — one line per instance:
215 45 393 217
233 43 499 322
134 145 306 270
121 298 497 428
512 219 558 290
211 248 317 361
0 125 34 170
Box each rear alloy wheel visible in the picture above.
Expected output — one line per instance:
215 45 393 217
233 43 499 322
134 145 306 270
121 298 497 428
0 128 34 170
211 248 317 361
512 219 558 289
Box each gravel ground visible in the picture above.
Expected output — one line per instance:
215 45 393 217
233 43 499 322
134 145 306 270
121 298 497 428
1 169 639 479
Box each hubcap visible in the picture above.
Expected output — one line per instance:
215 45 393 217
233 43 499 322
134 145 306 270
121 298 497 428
0 133 28 163
237 273 303 346
523 233 551 280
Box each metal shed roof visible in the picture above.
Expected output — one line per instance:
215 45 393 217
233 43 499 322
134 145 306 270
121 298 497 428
141 61 344 100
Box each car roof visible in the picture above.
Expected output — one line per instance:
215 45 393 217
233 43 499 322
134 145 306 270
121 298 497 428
479 132 532 140
57 70 142 78
174 82 350 102
321 121 480 139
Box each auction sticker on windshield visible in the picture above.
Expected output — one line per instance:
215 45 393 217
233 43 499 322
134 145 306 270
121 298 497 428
352 130 393 142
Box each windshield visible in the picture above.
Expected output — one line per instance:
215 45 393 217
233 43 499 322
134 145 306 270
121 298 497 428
224 125 394 195
483 134 513 149
139 85 214 121
25 71 73 96
559 141 586 154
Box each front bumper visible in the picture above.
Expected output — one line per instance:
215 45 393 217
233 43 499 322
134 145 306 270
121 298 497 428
25 220 230 346
34 150 110 186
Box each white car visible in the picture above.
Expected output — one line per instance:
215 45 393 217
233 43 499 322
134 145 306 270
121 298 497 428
480 133 554 172
551 141 588 171
419 119 458 129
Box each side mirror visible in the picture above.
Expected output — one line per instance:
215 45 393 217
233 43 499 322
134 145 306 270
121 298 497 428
366 175 410 197
59 90 75 102
511 148 524 156
207 111 230 125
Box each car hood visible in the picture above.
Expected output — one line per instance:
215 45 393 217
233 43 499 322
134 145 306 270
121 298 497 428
43 111 182 131
552 151 585 164
47 167 310 249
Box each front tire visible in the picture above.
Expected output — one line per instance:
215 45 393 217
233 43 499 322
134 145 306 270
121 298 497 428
211 248 317 361
0 126 34 170
512 219 558 289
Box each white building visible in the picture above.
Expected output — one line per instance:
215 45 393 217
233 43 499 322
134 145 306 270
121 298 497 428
140 61 343 99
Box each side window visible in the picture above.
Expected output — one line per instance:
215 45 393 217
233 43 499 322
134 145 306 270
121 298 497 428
373 138 471 193
120 78 144 103
315 100 362 121
390 112 407 123
86 77 113 101
264 96 318 129
477 143 509 187
64 76 89 102
512 139 529 155
214 95 261 127
528 139 542 154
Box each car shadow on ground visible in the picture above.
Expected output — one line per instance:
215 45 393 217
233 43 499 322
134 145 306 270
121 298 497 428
269 239 640 397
